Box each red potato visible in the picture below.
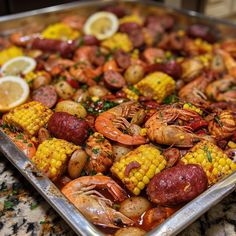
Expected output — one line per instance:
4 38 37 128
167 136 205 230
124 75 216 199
147 164 208 206
48 112 89 145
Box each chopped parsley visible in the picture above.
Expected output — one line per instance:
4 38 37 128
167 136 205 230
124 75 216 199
128 85 140 95
203 145 212 162
4 200 14 210
163 94 179 104
92 148 100 154
96 136 105 143
28 143 33 147
15 133 24 140
214 115 223 127
90 170 97 176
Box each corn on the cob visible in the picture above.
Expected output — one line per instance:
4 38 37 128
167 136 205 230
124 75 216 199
183 103 203 115
0 46 23 65
123 87 139 101
32 138 78 181
135 72 176 102
101 33 133 52
42 23 80 40
111 144 167 195
4 101 53 136
24 71 48 85
119 15 143 25
194 38 212 53
182 141 236 185
228 141 236 149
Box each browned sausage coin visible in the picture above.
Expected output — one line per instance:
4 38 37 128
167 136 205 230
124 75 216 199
32 85 57 108
104 70 126 90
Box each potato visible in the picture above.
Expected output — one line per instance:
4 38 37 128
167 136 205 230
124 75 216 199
112 143 133 162
55 81 74 99
88 85 109 98
124 64 145 85
67 149 87 179
73 89 89 103
33 72 52 90
119 197 151 219
55 100 87 118
115 227 146 236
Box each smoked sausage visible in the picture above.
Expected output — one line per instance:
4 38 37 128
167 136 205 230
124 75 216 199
48 112 89 145
147 164 208 206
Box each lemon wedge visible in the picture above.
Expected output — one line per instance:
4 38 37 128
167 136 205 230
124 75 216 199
83 12 119 40
0 76 29 112
1 56 36 76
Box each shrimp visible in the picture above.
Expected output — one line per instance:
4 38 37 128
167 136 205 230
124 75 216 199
73 46 95 66
62 15 86 31
61 175 134 228
85 132 113 174
95 102 147 145
6 131 36 159
179 72 214 108
205 75 236 103
221 40 236 58
145 107 209 147
10 32 39 47
219 49 236 77
208 110 236 139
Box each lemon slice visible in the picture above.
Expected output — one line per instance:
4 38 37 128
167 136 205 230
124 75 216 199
0 76 29 112
1 56 36 76
83 12 119 40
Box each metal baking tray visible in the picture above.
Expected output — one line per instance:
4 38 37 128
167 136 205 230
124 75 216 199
1 1 236 235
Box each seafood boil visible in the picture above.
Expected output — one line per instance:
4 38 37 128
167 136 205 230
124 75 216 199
1 4 236 235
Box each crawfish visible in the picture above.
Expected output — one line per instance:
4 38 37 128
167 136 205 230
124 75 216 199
206 75 236 103
85 132 113 174
179 72 214 108
145 107 210 147
95 102 147 145
61 175 133 228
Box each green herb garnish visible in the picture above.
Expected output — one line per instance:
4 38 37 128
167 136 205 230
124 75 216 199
128 85 140 95
214 115 223 127
163 94 179 104
92 148 100 154
203 145 212 162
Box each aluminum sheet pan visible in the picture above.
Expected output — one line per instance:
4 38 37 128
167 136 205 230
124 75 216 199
1 1 236 235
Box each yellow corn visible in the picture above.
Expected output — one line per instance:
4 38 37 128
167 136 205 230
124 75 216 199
111 144 167 195
119 15 143 25
183 103 203 115
135 72 176 102
194 38 212 53
123 87 139 101
182 141 236 185
101 33 133 52
24 71 48 85
4 101 53 136
131 49 139 60
228 141 236 149
0 46 23 65
32 138 79 181
42 23 80 40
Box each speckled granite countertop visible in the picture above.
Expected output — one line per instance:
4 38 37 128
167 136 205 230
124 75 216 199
1 156 236 236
